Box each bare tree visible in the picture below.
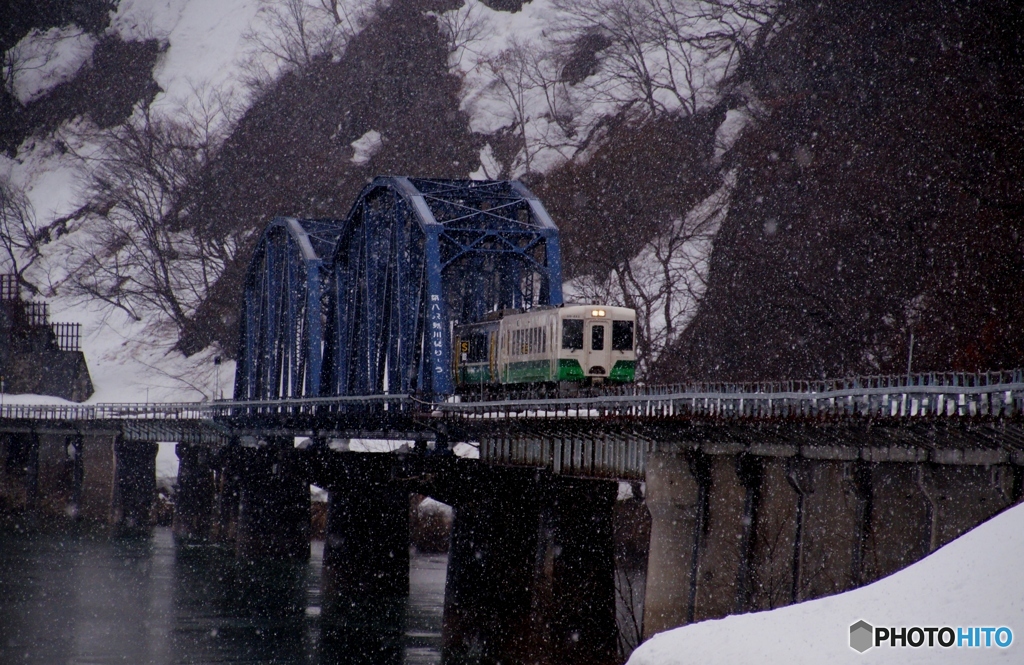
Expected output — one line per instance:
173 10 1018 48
478 38 583 177
569 179 728 379
615 565 646 658
432 0 488 69
0 175 40 294
242 0 380 90
550 0 785 117
64 99 238 334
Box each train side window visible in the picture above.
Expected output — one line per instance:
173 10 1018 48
541 328 546 353
562 319 583 350
591 323 605 351
468 333 488 362
612 320 634 351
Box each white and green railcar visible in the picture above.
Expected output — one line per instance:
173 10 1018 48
453 305 637 387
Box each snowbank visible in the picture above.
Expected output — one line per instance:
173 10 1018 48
629 503 1024 664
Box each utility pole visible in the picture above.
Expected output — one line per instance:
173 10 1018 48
906 332 915 379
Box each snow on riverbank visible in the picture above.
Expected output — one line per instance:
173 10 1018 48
628 503 1024 664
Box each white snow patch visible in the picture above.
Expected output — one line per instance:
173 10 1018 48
453 442 479 459
156 442 179 480
8 27 97 105
629 503 1024 664
713 108 752 163
111 0 262 117
416 497 453 516
350 129 383 165
469 143 502 180
348 439 411 453
438 0 759 177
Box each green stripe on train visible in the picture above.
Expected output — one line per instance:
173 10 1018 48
459 364 492 384
609 360 636 382
504 359 555 383
556 358 585 381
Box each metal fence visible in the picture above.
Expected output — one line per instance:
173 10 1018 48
0 274 16 301
440 370 1024 420
1 369 1023 424
51 322 81 352
24 301 48 327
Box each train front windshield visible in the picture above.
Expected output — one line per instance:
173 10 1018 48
612 320 634 351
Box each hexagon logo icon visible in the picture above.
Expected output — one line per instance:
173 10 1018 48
850 620 874 653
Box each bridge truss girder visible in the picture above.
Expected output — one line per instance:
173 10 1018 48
235 218 343 401
325 177 563 397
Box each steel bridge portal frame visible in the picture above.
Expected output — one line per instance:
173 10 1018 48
235 218 344 401
327 177 563 397
234 178 564 402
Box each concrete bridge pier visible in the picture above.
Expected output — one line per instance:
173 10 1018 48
234 440 309 561
77 433 116 523
690 453 748 622
441 470 618 665
858 463 931 583
211 444 242 545
641 450 704 638
112 438 158 533
0 431 37 517
319 457 409 663
531 476 618 665
442 478 540 665
783 458 867 602
173 443 215 542
32 432 85 520
235 439 311 560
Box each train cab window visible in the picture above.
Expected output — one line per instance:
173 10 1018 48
612 320 634 351
591 324 605 351
562 319 584 350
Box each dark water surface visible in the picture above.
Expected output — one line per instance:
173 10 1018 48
0 526 446 664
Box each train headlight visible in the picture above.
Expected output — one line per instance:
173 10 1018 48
591 309 606 317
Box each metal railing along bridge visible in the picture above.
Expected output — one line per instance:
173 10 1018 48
2 369 1022 423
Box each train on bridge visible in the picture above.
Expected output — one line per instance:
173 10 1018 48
453 304 637 391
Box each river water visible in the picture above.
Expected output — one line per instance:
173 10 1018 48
0 525 446 665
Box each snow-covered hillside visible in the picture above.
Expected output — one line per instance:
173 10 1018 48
629 503 1024 664
2 0 760 405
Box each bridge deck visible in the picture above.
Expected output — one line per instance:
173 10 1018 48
3 371 1023 480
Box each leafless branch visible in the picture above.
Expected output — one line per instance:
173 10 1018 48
0 176 41 295
63 98 239 334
